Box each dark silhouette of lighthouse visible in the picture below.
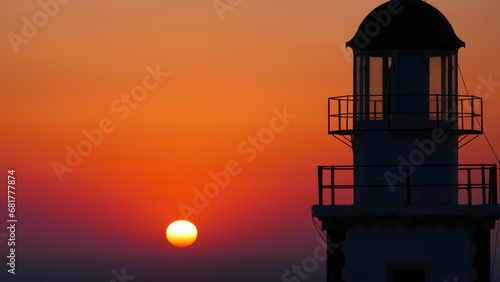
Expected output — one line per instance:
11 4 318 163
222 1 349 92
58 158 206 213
312 1 500 281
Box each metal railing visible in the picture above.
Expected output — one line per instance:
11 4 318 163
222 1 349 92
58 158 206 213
328 94 483 135
317 164 497 206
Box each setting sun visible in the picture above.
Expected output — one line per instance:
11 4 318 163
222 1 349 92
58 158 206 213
166 220 198 248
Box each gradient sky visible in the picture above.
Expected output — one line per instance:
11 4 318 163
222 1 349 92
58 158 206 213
1 0 500 258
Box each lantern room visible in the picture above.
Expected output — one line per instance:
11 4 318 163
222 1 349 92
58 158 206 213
330 0 482 135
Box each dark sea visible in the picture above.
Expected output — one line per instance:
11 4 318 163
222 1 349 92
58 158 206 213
0 254 326 282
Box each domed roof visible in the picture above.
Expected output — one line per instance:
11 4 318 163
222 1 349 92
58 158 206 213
346 0 465 52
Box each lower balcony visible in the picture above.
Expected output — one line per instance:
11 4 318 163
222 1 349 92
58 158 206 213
313 164 500 220
317 164 498 206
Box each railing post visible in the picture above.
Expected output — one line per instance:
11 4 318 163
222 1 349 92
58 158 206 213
351 96 356 128
331 165 335 206
481 164 487 204
480 97 484 132
491 164 498 204
318 166 323 206
469 97 473 131
338 99 342 132
344 98 348 131
436 94 440 127
467 168 472 205
327 98 331 134
387 95 390 130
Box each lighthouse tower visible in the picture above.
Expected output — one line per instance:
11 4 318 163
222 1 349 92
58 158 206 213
312 1 500 281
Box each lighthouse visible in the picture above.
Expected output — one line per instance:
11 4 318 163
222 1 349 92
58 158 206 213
312 1 500 281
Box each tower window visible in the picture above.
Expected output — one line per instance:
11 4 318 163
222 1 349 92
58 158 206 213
392 269 426 282
429 54 457 121
387 262 431 282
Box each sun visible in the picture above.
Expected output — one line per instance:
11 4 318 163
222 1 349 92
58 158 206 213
166 220 198 248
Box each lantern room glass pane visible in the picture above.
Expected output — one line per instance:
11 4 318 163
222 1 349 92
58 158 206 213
354 54 392 121
355 55 364 96
429 56 443 95
450 54 457 96
354 55 365 121
429 55 451 120
447 54 458 122
370 57 383 95
369 57 383 120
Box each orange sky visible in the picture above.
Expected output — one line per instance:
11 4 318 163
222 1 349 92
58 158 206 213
1 0 500 257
